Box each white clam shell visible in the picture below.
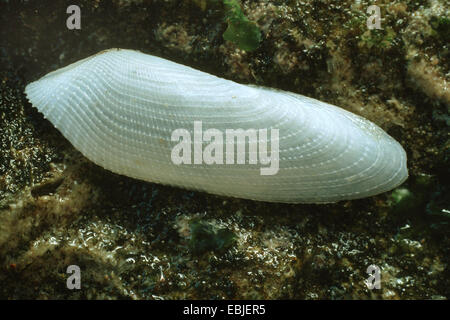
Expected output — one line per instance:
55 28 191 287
25 49 408 203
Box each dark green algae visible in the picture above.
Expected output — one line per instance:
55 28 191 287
0 0 448 299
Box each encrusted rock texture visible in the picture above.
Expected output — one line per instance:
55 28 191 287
0 0 448 299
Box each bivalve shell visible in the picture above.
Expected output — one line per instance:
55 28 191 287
25 49 408 203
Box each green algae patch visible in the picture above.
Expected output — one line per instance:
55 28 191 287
430 16 450 42
389 188 416 214
222 0 261 51
389 174 449 235
189 218 237 255
359 28 397 50
389 175 434 217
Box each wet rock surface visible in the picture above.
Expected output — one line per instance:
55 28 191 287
0 0 448 299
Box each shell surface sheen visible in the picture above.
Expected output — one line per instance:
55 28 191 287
25 49 408 203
